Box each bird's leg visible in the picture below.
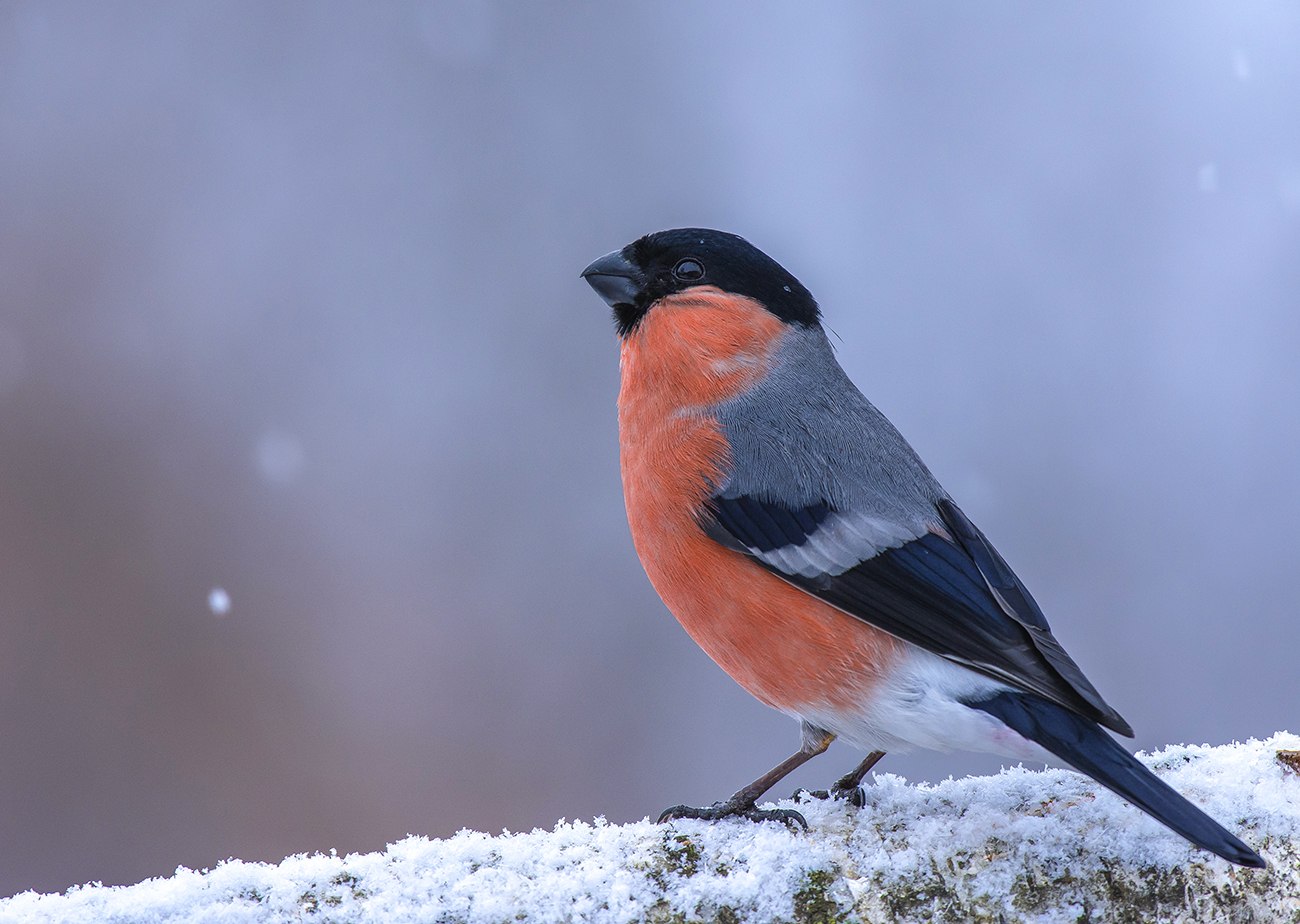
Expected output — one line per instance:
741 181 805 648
829 750 886 807
658 725 834 830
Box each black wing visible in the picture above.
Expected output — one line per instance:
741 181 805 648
703 494 1133 736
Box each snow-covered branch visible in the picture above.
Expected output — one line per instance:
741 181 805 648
5 734 1298 923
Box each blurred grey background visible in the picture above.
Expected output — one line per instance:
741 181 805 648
2 0 1297 897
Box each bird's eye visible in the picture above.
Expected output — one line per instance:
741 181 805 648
672 258 705 281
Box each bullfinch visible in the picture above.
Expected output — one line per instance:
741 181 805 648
581 228 1265 868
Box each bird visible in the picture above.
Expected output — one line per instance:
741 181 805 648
580 227 1265 868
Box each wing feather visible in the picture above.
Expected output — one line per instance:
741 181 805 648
702 494 1132 735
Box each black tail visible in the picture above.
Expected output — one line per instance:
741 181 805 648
971 691 1265 868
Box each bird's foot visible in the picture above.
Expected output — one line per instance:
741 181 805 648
658 796 807 830
827 751 884 809
791 785 866 807
830 783 867 808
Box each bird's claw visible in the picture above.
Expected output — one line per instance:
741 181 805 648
657 802 720 823
745 806 808 829
791 784 865 808
657 800 808 831
791 788 830 803
831 784 867 808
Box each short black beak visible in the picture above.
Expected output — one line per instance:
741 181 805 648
581 250 644 309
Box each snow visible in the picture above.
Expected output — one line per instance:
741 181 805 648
1197 162 1218 193
254 430 304 485
206 587 231 616
4 733 1298 924
1232 48 1251 82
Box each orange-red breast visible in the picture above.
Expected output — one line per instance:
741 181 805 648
582 228 1264 868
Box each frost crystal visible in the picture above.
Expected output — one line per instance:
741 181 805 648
4 734 1297 923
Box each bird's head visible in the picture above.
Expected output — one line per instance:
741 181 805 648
582 228 820 337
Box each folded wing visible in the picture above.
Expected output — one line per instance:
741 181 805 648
701 493 1132 736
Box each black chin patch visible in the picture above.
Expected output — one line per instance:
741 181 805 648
613 302 645 337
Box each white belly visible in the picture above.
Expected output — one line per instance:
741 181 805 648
796 644 1056 764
